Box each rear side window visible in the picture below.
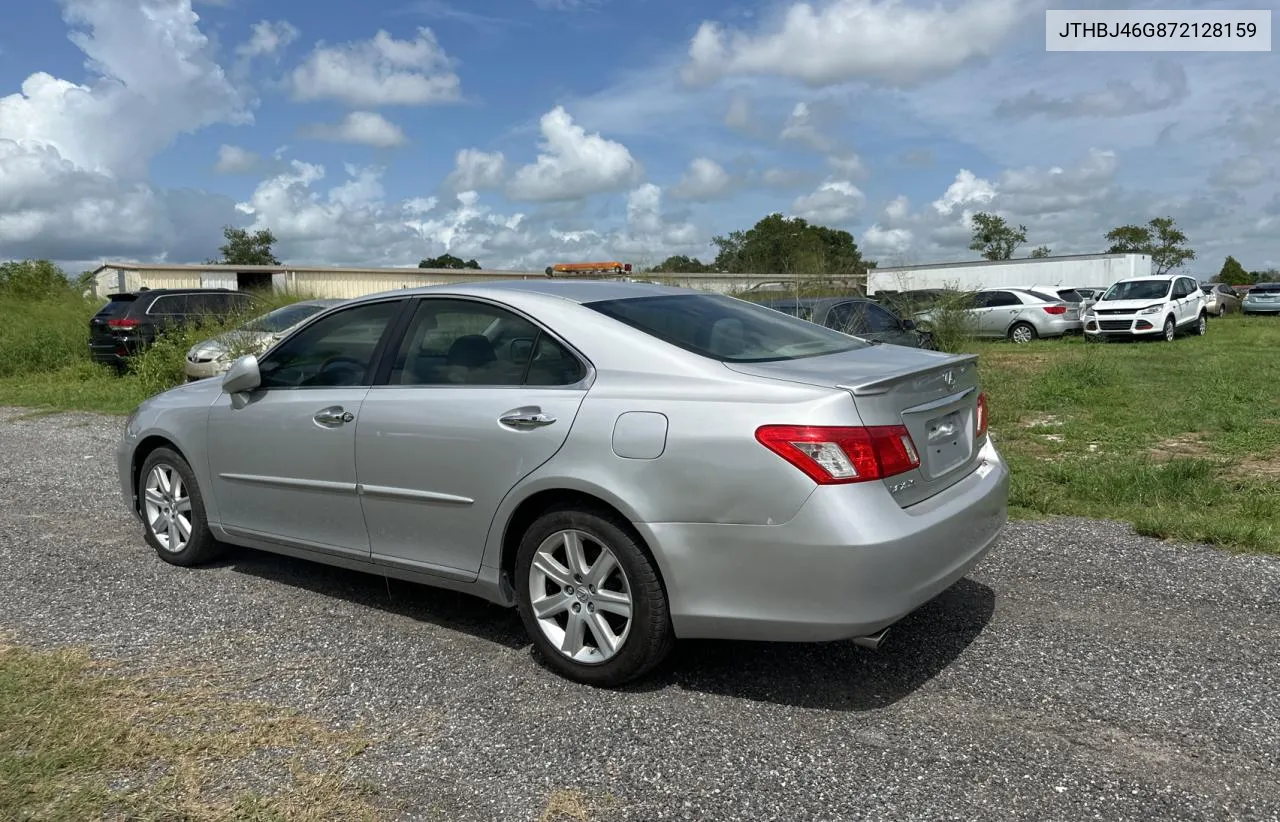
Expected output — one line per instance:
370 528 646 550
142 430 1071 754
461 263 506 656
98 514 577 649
982 291 1021 307
147 295 187 315
586 294 866 363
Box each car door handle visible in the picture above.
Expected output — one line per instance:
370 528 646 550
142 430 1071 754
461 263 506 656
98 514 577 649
314 406 354 426
499 411 557 430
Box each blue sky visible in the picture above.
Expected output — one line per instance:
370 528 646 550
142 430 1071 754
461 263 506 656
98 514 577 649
1 0 1277 274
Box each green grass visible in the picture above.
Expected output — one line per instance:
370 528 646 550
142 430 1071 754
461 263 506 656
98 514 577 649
968 315 1280 553
0 638 386 820
0 289 320 414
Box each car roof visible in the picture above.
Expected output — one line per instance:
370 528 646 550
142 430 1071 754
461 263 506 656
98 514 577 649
107 288 241 299
367 278 698 304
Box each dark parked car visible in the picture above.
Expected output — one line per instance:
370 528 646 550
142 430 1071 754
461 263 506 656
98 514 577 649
89 288 256 372
759 296 935 348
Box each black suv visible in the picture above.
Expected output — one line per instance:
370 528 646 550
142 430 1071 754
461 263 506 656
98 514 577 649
89 288 255 372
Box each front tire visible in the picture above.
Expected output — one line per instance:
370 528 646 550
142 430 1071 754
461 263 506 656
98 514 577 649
1163 316 1176 342
514 507 674 687
138 447 224 567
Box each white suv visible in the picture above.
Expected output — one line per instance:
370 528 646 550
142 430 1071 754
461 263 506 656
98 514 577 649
1083 275 1207 342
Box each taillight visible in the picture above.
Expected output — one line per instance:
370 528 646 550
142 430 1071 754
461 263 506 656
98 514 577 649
976 392 989 440
107 318 139 330
755 425 920 485
1042 305 1067 315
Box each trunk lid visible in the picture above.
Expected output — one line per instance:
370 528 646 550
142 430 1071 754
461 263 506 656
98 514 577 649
725 346 985 507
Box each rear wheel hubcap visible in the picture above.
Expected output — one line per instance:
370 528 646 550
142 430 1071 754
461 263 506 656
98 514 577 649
528 529 633 664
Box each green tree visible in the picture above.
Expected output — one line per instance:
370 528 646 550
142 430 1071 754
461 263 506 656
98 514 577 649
1249 268 1278 282
0 259 73 299
967 212 1027 261
1217 255 1253 286
213 226 280 266
419 254 481 269
649 255 711 273
1104 216 1195 276
711 213 870 276
1029 246 1051 258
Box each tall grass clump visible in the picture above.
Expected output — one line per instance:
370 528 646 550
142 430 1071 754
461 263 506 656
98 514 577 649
918 291 978 353
0 292 100 378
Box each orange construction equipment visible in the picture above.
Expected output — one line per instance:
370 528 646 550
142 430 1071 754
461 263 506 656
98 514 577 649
544 261 633 277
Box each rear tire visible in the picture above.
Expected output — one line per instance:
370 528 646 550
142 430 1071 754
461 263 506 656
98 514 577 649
514 506 674 687
138 447 224 567
1008 322 1037 344
1194 311 1207 336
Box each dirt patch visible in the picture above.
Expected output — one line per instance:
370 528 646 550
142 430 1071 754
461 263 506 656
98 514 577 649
981 352 1053 373
1022 413 1064 429
538 788 615 822
1231 450 1280 481
1149 433 1214 462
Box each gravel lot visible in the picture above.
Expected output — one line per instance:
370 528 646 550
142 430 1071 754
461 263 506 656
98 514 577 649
2 406 1279 822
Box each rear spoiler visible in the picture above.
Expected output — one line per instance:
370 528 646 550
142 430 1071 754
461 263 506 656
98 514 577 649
837 353 978 397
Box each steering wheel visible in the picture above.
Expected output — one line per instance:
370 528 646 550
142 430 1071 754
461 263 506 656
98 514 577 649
316 355 365 385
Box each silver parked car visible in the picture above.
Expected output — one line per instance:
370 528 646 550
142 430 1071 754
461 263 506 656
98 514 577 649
117 281 1009 687
917 288 1081 343
1200 283 1242 317
185 299 347 380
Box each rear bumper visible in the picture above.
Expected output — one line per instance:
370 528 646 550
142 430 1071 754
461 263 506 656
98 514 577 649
1242 302 1280 314
640 437 1010 643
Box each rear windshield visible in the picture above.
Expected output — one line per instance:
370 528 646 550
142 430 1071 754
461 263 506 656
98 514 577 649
760 302 815 320
586 294 866 363
1102 280 1171 301
1251 283 1280 292
1055 289 1083 303
1022 290 1060 303
94 295 136 318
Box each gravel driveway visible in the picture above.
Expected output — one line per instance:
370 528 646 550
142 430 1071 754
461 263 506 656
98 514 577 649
2 406 1278 822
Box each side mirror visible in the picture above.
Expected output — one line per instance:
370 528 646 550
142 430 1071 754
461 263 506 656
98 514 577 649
900 319 917 331
222 355 262 395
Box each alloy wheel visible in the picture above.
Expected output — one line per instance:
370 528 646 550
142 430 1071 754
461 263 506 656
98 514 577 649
1164 319 1176 341
528 529 633 664
143 463 192 553
1010 324 1034 344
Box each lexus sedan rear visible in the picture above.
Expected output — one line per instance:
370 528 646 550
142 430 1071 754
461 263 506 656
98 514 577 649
117 281 1009 687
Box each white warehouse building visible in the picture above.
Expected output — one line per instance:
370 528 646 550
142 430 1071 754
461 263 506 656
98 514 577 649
866 253 1153 295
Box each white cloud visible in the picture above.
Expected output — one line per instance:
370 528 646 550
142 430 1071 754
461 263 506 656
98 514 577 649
780 102 834 152
214 144 260 174
289 28 460 107
445 148 507 192
300 111 408 148
506 106 642 202
237 20 298 59
792 179 864 224
864 225 914 256
683 0 1028 88
932 169 996 215
725 93 754 132
670 157 733 201
533 0 604 9
0 0 247 261
994 62 1188 120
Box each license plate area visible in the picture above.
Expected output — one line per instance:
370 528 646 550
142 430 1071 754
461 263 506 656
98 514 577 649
922 409 971 478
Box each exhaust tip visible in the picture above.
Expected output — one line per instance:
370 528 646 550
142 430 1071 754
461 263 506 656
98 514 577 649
852 627 891 651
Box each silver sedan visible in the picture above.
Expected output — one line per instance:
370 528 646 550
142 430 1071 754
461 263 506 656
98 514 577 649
117 281 1009 687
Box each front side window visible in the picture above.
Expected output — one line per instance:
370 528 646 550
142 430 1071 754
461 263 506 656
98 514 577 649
258 300 403 388
860 302 902 332
389 299 585 387
586 294 866 363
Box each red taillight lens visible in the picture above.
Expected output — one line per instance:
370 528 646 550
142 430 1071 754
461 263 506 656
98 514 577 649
976 392 989 440
755 425 920 485
107 318 139 329
1042 305 1067 315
